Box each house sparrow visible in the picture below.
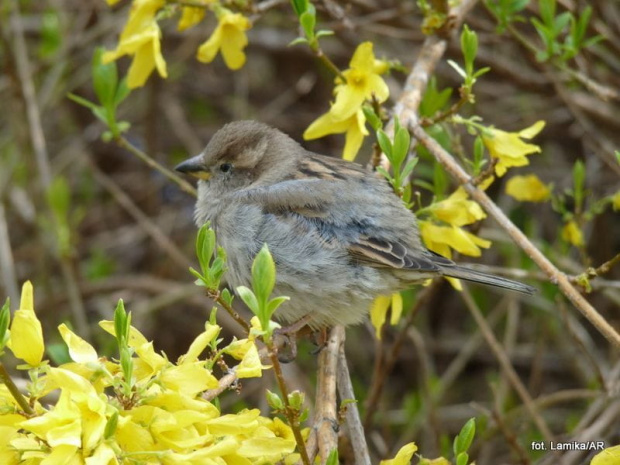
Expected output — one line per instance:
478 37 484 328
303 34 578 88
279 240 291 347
176 121 535 328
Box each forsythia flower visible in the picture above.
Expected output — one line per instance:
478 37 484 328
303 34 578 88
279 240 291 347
481 121 545 177
330 42 389 120
505 174 551 202
304 42 389 161
370 293 403 339
380 442 418 464
102 0 167 88
177 0 214 32
8 281 44 367
562 219 584 246
304 108 369 161
0 282 293 464
419 189 490 259
427 187 486 226
197 9 251 70
591 445 620 465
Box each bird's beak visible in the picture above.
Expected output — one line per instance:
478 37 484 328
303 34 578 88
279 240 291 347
175 155 211 180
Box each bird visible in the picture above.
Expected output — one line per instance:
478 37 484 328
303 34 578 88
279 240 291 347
175 120 535 329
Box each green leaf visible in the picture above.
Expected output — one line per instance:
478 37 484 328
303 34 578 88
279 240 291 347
300 10 316 39
454 418 476 455
288 37 310 47
267 296 290 318
401 157 418 180
221 288 234 306
461 25 478 75
315 30 334 38
92 48 118 108
114 299 128 346
393 127 411 166
447 59 467 79
38 10 62 58
251 244 276 306
456 451 469 465
237 286 260 315
104 411 119 440
325 449 339 465
114 78 131 106
362 105 383 131
572 160 585 210
539 0 556 27
266 389 284 410
290 0 308 17
376 130 392 157
0 298 10 350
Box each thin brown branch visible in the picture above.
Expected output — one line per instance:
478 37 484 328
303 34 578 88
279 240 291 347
266 342 312 465
116 136 197 198
460 287 555 443
335 328 371 465
309 326 342 464
0 362 35 416
411 123 620 349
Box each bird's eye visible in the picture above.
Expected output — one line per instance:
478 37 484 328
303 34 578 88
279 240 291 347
219 163 233 173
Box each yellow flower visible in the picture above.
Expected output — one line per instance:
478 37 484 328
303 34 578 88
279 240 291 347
197 9 251 70
591 445 620 465
177 0 214 32
330 42 389 120
304 108 369 161
505 174 551 202
102 0 167 88
612 190 620 211
160 362 219 396
380 442 418 464
427 188 486 227
562 219 584 246
58 324 99 365
8 281 44 367
178 322 220 364
419 222 491 259
370 293 403 339
481 121 545 177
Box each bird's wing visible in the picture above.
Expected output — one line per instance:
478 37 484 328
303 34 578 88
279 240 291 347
234 174 442 273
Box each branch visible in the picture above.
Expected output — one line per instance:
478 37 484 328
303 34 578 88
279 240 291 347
410 123 620 349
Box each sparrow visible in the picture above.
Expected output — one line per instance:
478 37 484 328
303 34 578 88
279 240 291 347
176 121 535 329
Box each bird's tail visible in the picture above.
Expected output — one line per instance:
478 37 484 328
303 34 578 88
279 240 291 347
440 265 536 295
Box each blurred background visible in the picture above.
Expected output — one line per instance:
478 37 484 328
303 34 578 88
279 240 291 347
1 0 619 463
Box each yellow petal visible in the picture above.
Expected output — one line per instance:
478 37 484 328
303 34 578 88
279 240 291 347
19 281 33 311
518 120 545 139
237 436 296 459
206 409 260 435
58 324 99 364
331 83 365 120
561 220 584 246
349 41 375 71
380 442 418 465
177 7 206 32
160 362 219 395
505 174 550 202
591 445 620 465
370 295 391 339
303 111 351 140
180 323 220 364
389 293 403 325
342 111 368 161
236 341 268 378
8 282 44 366
196 26 223 63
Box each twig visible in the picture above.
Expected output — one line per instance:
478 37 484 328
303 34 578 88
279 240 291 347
460 287 555 443
0 204 19 305
0 362 35 416
266 343 311 465
411 123 620 349
206 289 251 334
90 163 193 271
309 326 342 464
116 136 197 198
9 0 89 337
363 280 441 428
336 328 372 465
